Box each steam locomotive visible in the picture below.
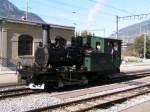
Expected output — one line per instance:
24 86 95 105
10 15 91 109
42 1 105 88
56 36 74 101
17 24 122 89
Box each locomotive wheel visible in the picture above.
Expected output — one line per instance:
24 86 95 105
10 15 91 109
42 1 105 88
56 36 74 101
81 76 88 85
44 82 52 90
53 79 64 89
116 68 120 73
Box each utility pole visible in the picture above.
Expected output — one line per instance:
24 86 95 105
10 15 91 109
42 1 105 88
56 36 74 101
144 33 147 60
26 0 29 20
116 16 119 39
72 11 77 37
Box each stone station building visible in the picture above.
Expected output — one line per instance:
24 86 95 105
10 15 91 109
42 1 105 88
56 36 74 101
0 18 75 69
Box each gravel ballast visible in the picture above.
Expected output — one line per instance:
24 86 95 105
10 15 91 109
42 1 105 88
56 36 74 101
0 77 150 112
92 94 150 112
0 91 150 112
0 94 62 112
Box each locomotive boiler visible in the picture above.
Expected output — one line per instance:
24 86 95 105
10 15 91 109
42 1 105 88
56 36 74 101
17 24 122 89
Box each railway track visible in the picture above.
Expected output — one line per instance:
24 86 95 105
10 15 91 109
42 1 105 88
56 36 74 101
0 87 43 100
91 70 150 88
110 70 150 80
0 71 150 112
0 83 25 88
26 82 150 112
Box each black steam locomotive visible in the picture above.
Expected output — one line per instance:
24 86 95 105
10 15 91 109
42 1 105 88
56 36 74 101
17 24 122 89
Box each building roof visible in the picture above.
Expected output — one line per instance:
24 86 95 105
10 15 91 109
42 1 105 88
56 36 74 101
0 16 75 30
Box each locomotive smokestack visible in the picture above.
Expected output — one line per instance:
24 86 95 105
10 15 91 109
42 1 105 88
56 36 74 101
42 24 50 46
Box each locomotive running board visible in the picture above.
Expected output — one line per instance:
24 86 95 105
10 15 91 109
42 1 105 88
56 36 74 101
29 83 45 89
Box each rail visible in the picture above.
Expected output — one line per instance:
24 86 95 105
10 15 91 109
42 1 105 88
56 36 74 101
26 83 150 112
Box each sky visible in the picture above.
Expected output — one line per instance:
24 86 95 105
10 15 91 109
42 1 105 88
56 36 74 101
9 0 150 37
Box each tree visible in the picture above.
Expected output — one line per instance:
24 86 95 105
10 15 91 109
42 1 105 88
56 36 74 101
133 34 150 57
80 31 92 37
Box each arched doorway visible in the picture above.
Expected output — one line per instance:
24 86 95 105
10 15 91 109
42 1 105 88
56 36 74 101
18 35 33 56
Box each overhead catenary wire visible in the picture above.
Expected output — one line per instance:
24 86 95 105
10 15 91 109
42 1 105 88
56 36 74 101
39 13 85 25
118 13 150 21
30 0 116 17
14 0 127 25
10 0 139 36
21 0 116 26
49 0 135 16
12 0 139 19
89 0 135 15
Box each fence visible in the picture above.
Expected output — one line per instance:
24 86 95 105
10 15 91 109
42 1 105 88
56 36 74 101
0 56 34 72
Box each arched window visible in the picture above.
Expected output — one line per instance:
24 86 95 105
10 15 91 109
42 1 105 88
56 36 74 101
18 35 33 56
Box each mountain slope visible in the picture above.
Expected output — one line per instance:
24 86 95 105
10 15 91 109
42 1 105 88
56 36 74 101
111 19 150 43
0 0 44 23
